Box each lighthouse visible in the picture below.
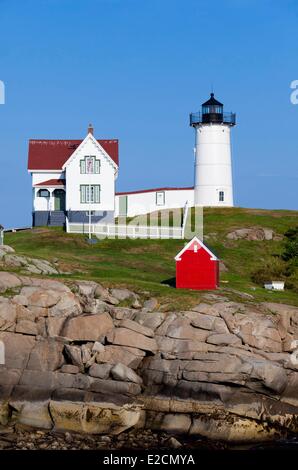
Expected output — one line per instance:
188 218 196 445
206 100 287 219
190 93 236 207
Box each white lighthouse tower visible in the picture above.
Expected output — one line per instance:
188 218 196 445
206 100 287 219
190 93 236 207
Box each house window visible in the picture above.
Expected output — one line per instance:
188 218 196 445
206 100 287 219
156 191 165 206
80 156 100 174
37 189 50 197
219 191 224 202
80 185 101 203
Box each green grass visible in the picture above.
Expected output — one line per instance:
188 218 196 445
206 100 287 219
3 207 298 308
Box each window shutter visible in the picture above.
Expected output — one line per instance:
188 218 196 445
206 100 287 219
95 160 100 174
80 186 85 203
80 160 85 174
95 185 100 203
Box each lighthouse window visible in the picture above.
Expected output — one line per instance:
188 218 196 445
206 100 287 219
219 191 224 202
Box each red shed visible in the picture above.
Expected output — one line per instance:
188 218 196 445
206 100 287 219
175 236 219 290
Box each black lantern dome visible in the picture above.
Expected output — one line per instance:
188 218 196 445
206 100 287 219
202 93 223 123
190 93 236 127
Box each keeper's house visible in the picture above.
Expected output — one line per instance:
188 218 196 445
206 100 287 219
28 125 119 227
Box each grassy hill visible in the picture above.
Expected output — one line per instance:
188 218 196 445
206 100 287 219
3 207 298 309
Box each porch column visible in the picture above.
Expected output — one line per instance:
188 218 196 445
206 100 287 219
48 189 55 212
33 187 40 211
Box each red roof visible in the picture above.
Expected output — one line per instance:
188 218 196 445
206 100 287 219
175 236 218 261
28 139 119 170
34 179 66 187
116 186 194 196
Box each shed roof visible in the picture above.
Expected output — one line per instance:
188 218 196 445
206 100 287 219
175 236 218 261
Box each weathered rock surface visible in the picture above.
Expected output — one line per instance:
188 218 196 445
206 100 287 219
107 327 157 353
0 270 298 442
62 313 113 341
0 245 15 256
24 288 61 308
134 311 166 330
119 318 154 337
0 272 22 293
96 345 145 368
49 292 82 317
0 331 35 368
110 288 135 301
89 363 112 379
0 300 18 331
94 284 119 305
64 345 84 371
143 298 159 312
49 400 143 434
60 364 80 374
111 363 143 384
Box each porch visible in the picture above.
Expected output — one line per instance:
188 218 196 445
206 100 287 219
33 179 66 226
33 180 66 211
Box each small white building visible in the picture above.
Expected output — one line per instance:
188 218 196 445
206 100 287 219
28 93 236 228
115 187 194 218
264 281 285 291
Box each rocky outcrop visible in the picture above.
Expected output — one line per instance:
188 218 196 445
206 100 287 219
0 271 298 442
226 227 282 241
0 246 62 275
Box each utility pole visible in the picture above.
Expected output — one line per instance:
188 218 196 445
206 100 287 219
88 178 92 240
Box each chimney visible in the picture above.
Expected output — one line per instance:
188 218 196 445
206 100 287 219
88 123 94 135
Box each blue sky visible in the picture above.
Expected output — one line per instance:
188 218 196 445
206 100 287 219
0 0 297 227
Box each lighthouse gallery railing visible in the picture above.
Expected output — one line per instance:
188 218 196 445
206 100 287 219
190 112 236 126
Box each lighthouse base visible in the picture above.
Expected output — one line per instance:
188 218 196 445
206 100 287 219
194 185 234 207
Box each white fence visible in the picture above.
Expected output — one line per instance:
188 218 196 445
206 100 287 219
67 221 184 239
66 201 195 240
